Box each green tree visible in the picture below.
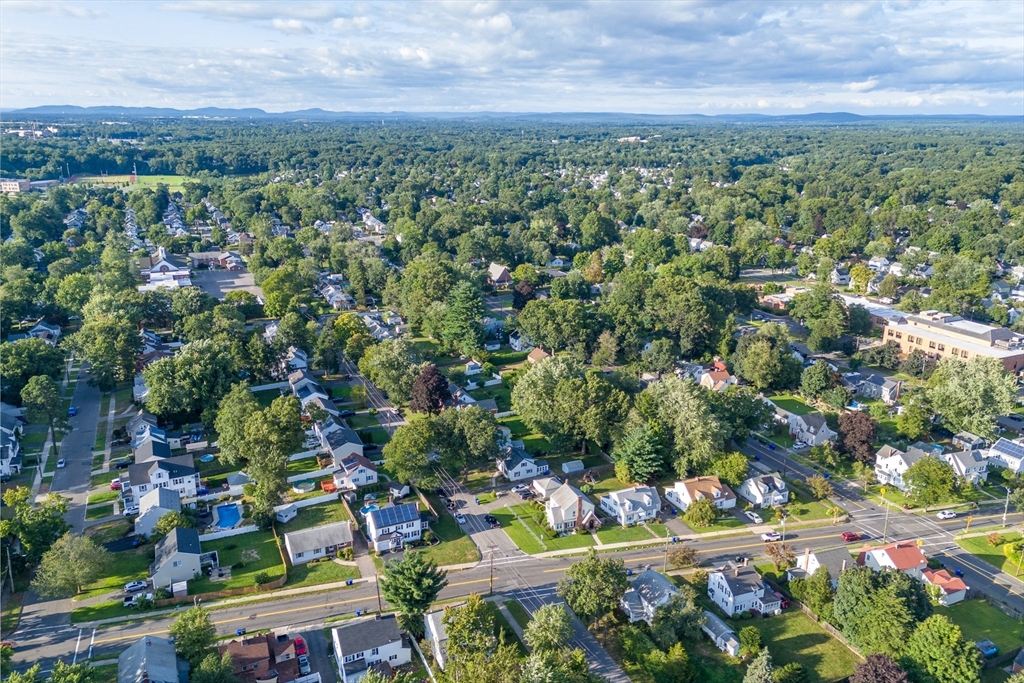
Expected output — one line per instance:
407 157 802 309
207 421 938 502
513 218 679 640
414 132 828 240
213 383 259 466
802 566 835 617
926 356 1016 438
382 418 437 486
650 586 705 648
904 457 957 507
743 648 774 683
379 552 448 636
773 662 809 683
739 625 762 656
896 395 931 440
153 510 197 536
441 282 486 355
556 550 629 626
55 272 95 314
643 642 694 683
143 339 236 422
524 603 574 653
30 532 111 597
902 615 981 683
261 265 310 317
243 396 304 516
170 605 217 667
5 664 42 683
612 424 664 484
0 337 64 404
851 654 908 683
682 497 718 528
591 330 619 367
732 324 802 391
580 212 618 250
442 593 498 674
48 661 96 683
74 313 142 390
806 474 834 500
358 338 420 403
878 274 899 300
800 360 837 400
641 338 677 375
0 487 69 563
20 375 65 456
710 451 753 488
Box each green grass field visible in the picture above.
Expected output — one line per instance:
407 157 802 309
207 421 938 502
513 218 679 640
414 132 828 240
417 493 481 566
937 599 1024 655
188 530 286 594
87 490 120 505
74 174 191 192
80 549 151 599
769 394 814 416
280 500 350 532
85 519 132 545
286 560 360 588
86 504 114 520
504 599 532 629
755 610 862 680
252 389 282 408
286 456 325 477
957 532 1024 578
595 524 660 544
495 503 596 554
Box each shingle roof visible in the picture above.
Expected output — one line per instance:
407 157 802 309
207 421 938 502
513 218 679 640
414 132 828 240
701 611 738 642
139 487 181 516
128 455 196 488
334 614 404 656
802 547 853 580
118 636 188 683
922 568 968 595
717 565 765 596
154 527 201 571
858 541 927 571
284 521 352 555
626 569 678 609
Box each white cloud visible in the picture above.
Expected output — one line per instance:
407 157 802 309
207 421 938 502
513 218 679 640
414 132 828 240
271 18 310 34
844 79 880 92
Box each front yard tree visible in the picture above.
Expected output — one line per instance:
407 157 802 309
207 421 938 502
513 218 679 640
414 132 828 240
902 615 981 683
591 330 619 367
926 356 1016 439
731 324 802 391
710 451 751 487
903 457 957 507
48 661 95 683
667 545 699 569
895 393 931 440
190 653 235 683
0 487 69 562
382 418 437 487
443 593 498 669
20 375 65 455
379 552 448 637
441 281 486 355
170 605 217 667
556 550 629 627
764 542 796 571
851 654 908 683
838 411 877 463
409 363 451 414
612 423 664 484
30 532 111 598
682 497 717 528
213 383 258 466
432 406 499 478
806 474 834 500
523 603 574 653
742 648 774 683
0 337 64 404
800 359 838 400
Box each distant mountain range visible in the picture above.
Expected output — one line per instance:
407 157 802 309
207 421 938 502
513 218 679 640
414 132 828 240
2 105 1019 123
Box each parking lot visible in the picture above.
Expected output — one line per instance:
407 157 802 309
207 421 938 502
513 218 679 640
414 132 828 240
190 268 264 300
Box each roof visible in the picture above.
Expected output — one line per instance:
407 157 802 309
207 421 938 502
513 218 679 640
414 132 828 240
954 431 985 444
500 446 534 471
154 527 201 569
126 410 158 434
745 473 787 495
626 569 678 609
604 486 661 513
129 455 195 486
424 610 448 645
875 445 925 470
135 438 171 461
339 452 376 474
488 263 511 280
561 459 584 473
527 348 551 362
701 610 738 642
548 482 588 510
800 413 829 434
476 398 498 412
801 547 853 580
118 636 188 683
922 568 968 594
226 471 251 487
139 487 181 516
991 438 1024 463
284 521 352 554
858 541 928 571
679 476 736 503
533 476 563 495
334 614 404 655
368 502 420 529
716 565 765 597
323 420 362 450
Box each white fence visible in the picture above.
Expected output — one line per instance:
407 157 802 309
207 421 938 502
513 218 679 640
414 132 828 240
290 493 339 510
287 466 337 484
200 525 259 541
250 382 289 392
495 410 516 418
288 449 322 461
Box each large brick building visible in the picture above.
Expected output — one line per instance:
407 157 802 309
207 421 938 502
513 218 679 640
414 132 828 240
883 310 1024 372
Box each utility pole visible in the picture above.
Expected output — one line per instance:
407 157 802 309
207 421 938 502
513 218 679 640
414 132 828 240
489 551 494 595
881 487 890 544
6 546 14 594
375 572 382 614
1004 487 1011 528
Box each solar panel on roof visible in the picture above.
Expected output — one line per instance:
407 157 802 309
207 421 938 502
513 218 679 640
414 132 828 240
369 503 418 527
994 438 1024 460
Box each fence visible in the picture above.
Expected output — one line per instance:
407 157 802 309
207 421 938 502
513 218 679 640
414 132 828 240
288 449 322 461
495 411 516 419
200 525 259 541
290 493 339 510
287 467 337 484
249 382 289 392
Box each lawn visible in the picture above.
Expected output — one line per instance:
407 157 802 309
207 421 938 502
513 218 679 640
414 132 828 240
70 600 141 624
496 503 595 554
91 471 118 488
252 389 282 408
768 394 813 416
113 387 133 414
286 560 360 588
94 428 107 451
504 599 532 630
85 519 132 545
90 663 119 683
88 490 121 505
280 500 351 532
189 530 286 594
468 384 512 411
86 504 114 520
937 599 1024 655
80 549 151 599
21 430 47 447
360 428 391 445
92 450 106 468
487 601 526 656
1 592 23 635
595 524 661 544
287 456 326 477
685 513 749 534
957 532 1024 577
489 350 529 366
416 493 481 566
756 610 862 681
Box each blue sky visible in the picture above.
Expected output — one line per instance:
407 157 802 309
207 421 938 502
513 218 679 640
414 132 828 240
1 1 1022 114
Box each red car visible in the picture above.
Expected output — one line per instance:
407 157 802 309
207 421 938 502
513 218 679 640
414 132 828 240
110 479 122 491
293 637 306 656
841 531 861 542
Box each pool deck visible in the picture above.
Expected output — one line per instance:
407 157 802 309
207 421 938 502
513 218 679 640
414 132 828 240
212 502 242 530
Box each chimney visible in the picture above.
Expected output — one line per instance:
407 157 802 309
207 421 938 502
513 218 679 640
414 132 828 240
841 559 847 572
744 557 748 567
734 566 739 577
804 547 811 568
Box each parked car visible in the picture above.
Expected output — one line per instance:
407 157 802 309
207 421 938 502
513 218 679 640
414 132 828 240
455 513 467 524
773 591 790 609
511 484 528 493
490 522 501 529
744 511 763 524
338 409 355 418
484 514 498 524
110 479 122 490
293 637 307 656
297 655 311 675
936 510 957 520
123 506 139 517
67 406 77 417
841 531 861 542
124 581 148 593
56 459 66 469
761 531 782 542
114 459 131 469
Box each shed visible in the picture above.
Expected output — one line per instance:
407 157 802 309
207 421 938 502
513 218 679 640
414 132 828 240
275 502 298 524
561 460 584 474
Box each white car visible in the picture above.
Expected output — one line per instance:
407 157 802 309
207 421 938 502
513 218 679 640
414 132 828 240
511 484 528 493
455 513 467 524
297 655 311 675
123 506 139 517
936 510 957 520
761 531 782 542
744 511 763 525
56 459 66 469
124 580 148 593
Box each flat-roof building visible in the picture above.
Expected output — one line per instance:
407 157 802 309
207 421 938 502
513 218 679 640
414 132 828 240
882 310 1024 372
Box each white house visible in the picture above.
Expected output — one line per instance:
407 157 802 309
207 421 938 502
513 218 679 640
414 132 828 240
987 438 1024 475
663 476 736 512
708 565 782 616
874 444 928 492
699 371 738 393
787 547 853 588
786 412 837 446
701 611 740 657
125 455 199 504
283 521 353 565
134 487 182 540
288 370 330 408
921 568 968 606
118 636 189 683
545 482 600 532
509 331 532 352
943 449 989 484
284 347 308 372
737 473 789 508
856 375 902 406
857 541 928 579
0 419 22 478
952 432 986 451
150 527 202 589
317 417 365 461
532 476 563 500
332 453 378 491
423 610 449 671
28 320 61 346
464 359 482 376
487 263 512 287
599 486 661 526
620 569 679 625
365 503 428 552
496 446 548 482
331 615 411 682
546 256 568 268
868 256 890 272
831 267 851 286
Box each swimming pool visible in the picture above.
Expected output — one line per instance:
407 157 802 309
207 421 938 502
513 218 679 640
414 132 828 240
360 504 379 516
215 503 241 529
199 454 216 463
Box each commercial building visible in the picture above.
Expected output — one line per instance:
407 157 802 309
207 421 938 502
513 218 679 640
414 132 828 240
882 310 1024 372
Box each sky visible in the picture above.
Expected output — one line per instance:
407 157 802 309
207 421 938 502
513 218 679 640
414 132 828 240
1 0 1022 115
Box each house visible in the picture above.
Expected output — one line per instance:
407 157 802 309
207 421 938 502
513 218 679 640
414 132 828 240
366 503 429 552
118 636 189 683
600 486 661 526
786 412 837 446
284 347 308 371
424 610 449 670
857 375 902 405
465 359 482 376
27 320 61 346
127 410 158 440
527 348 551 364
284 521 353 565
737 473 789 508
150 527 202 588
546 256 568 268
126 455 199 503
133 435 171 463
857 541 928 579
288 370 330 407
663 476 737 512
701 611 740 657
509 330 532 352
497 446 548 481
332 453 378 491
787 547 853 588
921 568 968 606
987 437 1024 474
620 569 679 624
388 481 411 500
874 444 928 492
699 371 738 392
487 263 512 287
134 487 182 539
331 614 411 683
868 256 891 272
952 432 986 451
0 416 22 477
831 267 851 286
139 247 190 283
943 449 990 484
708 564 782 616
218 633 300 683
317 416 365 461
532 476 563 500
545 482 600 532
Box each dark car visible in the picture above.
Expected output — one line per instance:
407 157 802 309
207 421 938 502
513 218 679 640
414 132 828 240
338 409 355 418
518 490 535 500
484 514 497 524
114 459 132 469
436 488 449 499
446 501 458 511
364 444 380 452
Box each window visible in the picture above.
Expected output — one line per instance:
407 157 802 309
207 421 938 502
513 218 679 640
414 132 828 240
929 341 936 349
371 648 379 656
173 560 181 567
389 654 398 661
296 552 304 558
314 548 322 555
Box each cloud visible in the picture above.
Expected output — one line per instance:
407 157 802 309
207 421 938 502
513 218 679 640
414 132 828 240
844 79 880 92
3 1 105 19
271 18 310 34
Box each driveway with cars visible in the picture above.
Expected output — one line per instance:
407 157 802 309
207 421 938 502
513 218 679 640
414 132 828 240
295 627 336 683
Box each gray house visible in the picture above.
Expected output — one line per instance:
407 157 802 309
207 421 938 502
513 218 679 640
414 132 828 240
283 521 353 565
118 636 189 683
151 527 202 588
620 569 679 624
134 487 182 540
701 611 740 657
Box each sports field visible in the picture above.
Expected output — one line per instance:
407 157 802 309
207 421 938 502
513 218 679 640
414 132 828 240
72 174 190 191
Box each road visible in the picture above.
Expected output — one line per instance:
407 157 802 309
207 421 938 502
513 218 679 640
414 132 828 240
339 357 403 436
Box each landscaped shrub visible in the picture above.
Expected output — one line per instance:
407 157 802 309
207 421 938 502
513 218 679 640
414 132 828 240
253 571 273 586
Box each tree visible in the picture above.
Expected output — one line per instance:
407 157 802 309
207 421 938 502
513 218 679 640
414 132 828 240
851 654 908 683
524 603 574 653
667 545 699 570
850 264 873 293
801 566 835 617
431 406 499 478
773 662 809 683
612 424 664 484
0 337 64 404
551 270 591 301
809 441 841 470
153 510 197 536
790 284 848 351
903 457 957 507
0 487 69 562
838 411 877 463
806 474 834 500
878 275 899 300
5 665 42 683
30 532 111 597
683 497 717 528
591 330 619 367
731 325 801 391
834 567 916 656
650 586 705 648
800 360 837 400
261 265 310 317
739 625 762 657
443 593 498 674
213 383 258 466
48 661 96 683
556 550 629 626
643 642 694 683
926 356 1016 439
902 615 981 683
243 396 304 516
358 338 420 403
190 653 235 683
75 313 143 390
379 552 448 636
580 211 618 250
20 375 65 456
743 648 774 683
382 418 436 486
896 394 932 440
764 543 796 571
512 280 535 311
409 364 451 414
143 339 236 422
441 282 486 355
170 605 217 667
641 338 677 375
852 460 877 490
0 643 12 671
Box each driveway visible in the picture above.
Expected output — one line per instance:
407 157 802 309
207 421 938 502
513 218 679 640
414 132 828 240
296 627 337 683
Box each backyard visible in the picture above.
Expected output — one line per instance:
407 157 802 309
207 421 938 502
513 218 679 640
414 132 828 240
279 500 351 532
189 530 286 594
768 394 814 416
936 599 1024 655
756 610 862 681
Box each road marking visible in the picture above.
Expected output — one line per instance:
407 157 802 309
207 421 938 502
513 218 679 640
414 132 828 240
87 628 95 661
71 629 82 664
